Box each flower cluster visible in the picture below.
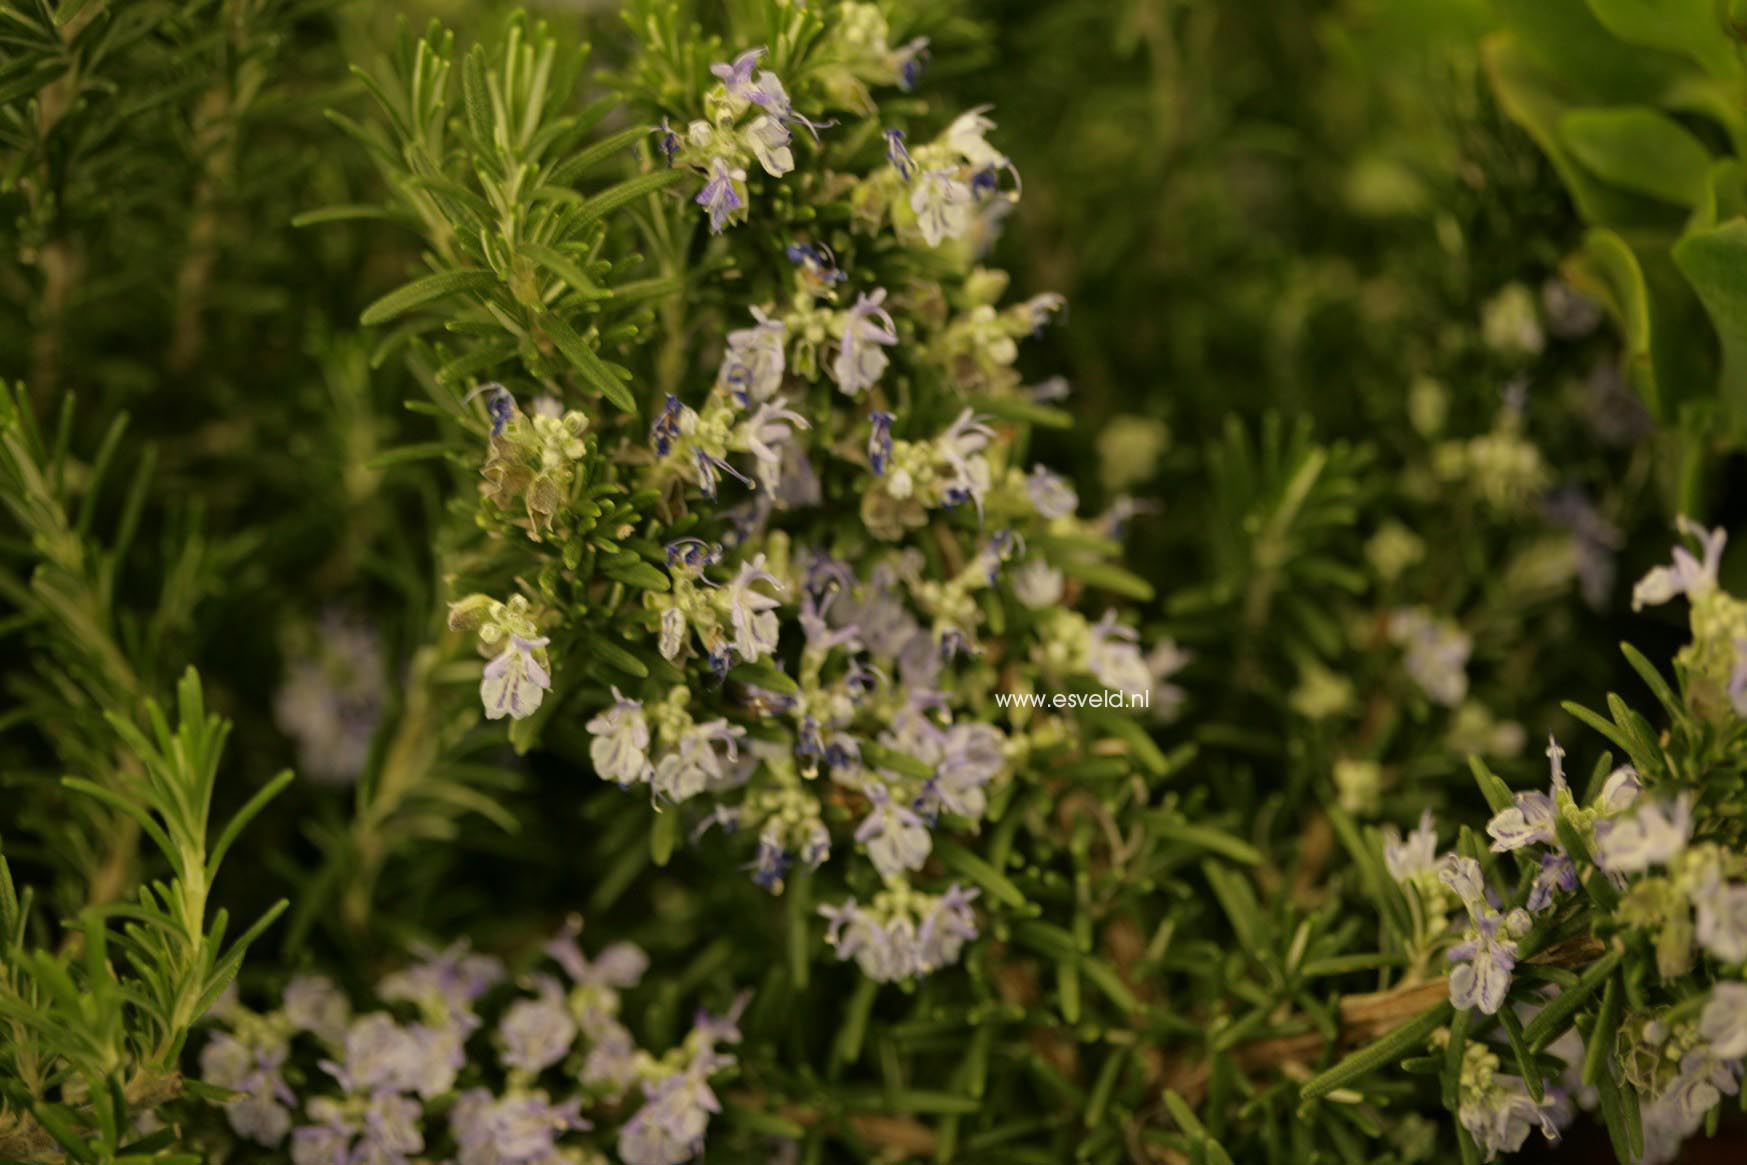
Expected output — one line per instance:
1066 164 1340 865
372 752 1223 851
200 926 744 1165
663 48 828 233
431 38 1182 985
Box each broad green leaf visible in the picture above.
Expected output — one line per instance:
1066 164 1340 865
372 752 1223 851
1673 218 1747 441
1559 106 1713 206
1584 0 1742 80
1571 229 1663 417
1484 36 1676 232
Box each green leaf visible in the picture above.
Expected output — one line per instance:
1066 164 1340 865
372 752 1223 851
1673 218 1747 442
589 637 649 679
291 204 402 227
523 243 608 299
549 124 660 185
359 270 498 326
1559 106 1713 206
573 169 685 230
542 313 637 413
934 840 1027 909
1525 949 1624 1052
1498 1006 1544 1102
1145 817 1263 865
961 394 1073 430
1298 1002 1453 1102
727 661 799 695
650 808 678 867
1572 229 1663 418
1583 971 1624 1087
1058 558 1156 602
1584 0 1743 81
602 561 670 591
1619 641 1680 720
1468 755 1516 818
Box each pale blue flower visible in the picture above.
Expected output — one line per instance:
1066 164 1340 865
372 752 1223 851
283 974 351 1045
1702 983 1747 1060
544 920 648 990
451 1089 588 1165
725 555 784 662
1026 465 1077 519
1457 1070 1562 1161
587 687 653 787
653 720 745 803
497 975 577 1074
856 781 931 880
1388 607 1471 707
744 114 793 177
1486 737 1568 853
1528 851 1578 912
1439 855 1523 1015
832 289 898 397
719 307 786 404
696 158 746 234
201 1031 295 1145
1382 810 1439 883
737 397 809 491
1086 611 1152 694
1593 794 1692 874
1693 870 1747 963
481 634 551 721
910 168 973 246
1632 516 1725 611
710 47 764 104
1447 910 1522 1016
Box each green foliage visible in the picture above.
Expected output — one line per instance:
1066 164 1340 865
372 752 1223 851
1485 0 1747 460
2 1 1746 1163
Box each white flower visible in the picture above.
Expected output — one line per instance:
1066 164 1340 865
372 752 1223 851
744 114 793 177
718 307 786 403
1693 871 1747 963
1632 516 1725 610
723 556 784 663
1085 611 1152 693
282 974 350 1045
652 721 743 803
481 634 551 721
1025 465 1077 519
587 688 653 786
659 607 686 661
1382 810 1439 883
1593 795 1692 873
1596 766 1641 815
1700 982 1747 1059
855 783 931 880
1011 559 1063 609
1388 608 1471 706
910 169 974 246
497 976 577 1074
735 398 810 491
831 290 898 396
943 106 1006 169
